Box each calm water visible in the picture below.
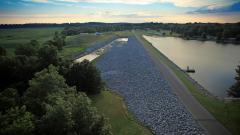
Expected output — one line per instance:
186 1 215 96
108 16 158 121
144 35 240 97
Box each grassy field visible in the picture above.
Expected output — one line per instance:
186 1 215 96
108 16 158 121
60 32 116 58
91 90 152 135
60 30 133 58
0 27 63 56
0 28 132 58
134 30 240 135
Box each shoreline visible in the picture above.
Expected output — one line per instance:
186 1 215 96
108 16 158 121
134 31 233 135
142 34 240 101
145 32 240 45
142 35 215 97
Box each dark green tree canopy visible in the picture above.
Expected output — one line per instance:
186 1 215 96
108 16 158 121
22 65 112 135
0 88 19 113
24 65 67 116
66 60 103 95
0 46 7 56
0 106 35 135
15 40 40 56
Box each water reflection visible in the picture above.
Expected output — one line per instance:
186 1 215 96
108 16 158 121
144 35 240 97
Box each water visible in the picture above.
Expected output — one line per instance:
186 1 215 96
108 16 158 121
144 35 240 97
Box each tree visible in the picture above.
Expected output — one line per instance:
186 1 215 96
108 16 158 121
38 45 58 68
228 65 240 97
217 32 222 41
15 40 39 56
24 65 68 117
38 88 112 135
37 91 73 135
66 60 103 95
0 46 6 56
201 32 207 39
236 34 240 42
0 106 35 135
0 55 40 94
0 88 19 113
46 32 65 50
0 56 17 90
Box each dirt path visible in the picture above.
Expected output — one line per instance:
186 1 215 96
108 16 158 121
138 36 231 135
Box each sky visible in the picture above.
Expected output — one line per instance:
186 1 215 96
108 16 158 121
0 0 240 24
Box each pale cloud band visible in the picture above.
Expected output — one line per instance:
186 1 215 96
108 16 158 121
23 0 239 7
1 0 239 24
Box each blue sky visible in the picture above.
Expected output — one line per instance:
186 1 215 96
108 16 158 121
0 0 240 24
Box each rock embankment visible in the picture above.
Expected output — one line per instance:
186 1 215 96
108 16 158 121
96 37 205 135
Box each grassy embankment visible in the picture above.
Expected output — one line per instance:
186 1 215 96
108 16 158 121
91 91 152 135
0 28 151 134
134 30 240 135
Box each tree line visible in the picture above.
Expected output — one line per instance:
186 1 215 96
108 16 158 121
59 22 240 44
1 22 240 44
0 32 112 135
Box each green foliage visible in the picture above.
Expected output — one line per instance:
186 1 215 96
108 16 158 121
66 60 103 95
15 40 40 56
22 65 112 134
0 88 19 113
37 88 112 135
46 32 66 50
0 56 17 90
228 65 240 97
24 65 67 116
38 45 58 68
0 55 40 93
0 106 35 135
0 46 7 56
0 29 113 135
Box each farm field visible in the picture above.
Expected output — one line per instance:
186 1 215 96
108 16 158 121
0 27 63 55
0 28 132 58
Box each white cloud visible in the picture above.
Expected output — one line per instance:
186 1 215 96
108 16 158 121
160 0 238 7
22 0 239 7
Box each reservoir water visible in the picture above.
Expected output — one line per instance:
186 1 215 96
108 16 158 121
144 35 240 97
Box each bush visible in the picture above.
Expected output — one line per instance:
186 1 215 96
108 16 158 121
228 65 240 97
66 60 104 95
15 40 40 56
0 106 35 135
0 88 19 113
0 46 6 56
38 45 58 68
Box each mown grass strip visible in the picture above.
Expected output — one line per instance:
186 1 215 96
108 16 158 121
91 91 153 135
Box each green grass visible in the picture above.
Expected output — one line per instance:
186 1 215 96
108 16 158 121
59 32 116 58
0 27 63 56
60 31 134 59
0 28 131 58
91 90 152 135
134 30 240 135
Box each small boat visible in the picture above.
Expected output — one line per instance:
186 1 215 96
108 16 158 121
184 66 195 73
